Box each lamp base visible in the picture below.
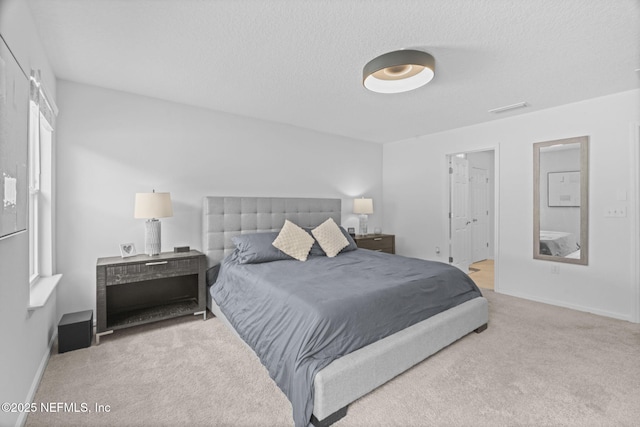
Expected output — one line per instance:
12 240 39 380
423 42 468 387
358 214 368 236
144 219 161 256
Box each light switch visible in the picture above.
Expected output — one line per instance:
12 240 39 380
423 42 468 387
605 206 627 217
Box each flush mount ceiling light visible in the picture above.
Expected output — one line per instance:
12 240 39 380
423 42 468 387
363 50 435 94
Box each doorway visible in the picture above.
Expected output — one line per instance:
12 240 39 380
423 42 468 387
448 149 496 290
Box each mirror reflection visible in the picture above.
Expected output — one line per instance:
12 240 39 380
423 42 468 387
534 136 588 265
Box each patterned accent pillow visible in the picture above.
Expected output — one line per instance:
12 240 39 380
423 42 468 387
272 220 315 261
312 218 349 257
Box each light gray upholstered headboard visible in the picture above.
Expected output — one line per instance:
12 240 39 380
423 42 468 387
202 197 341 268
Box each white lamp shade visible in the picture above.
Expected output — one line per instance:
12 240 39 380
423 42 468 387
353 198 374 215
134 192 173 219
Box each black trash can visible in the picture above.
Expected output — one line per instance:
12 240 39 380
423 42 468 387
58 310 93 353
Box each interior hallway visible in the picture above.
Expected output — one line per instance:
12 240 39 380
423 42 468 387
469 259 494 290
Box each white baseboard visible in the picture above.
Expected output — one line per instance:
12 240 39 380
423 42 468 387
16 331 57 427
497 289 632 323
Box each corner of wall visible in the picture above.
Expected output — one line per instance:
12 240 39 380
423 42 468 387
0 1 60 425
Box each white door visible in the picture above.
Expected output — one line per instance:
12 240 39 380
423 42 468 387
470 167 490 262
450 156 471 273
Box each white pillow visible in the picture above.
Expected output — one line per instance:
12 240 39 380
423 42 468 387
312 218 349 257
272 220 315 261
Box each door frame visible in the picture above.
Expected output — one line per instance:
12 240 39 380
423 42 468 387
444 145 501 291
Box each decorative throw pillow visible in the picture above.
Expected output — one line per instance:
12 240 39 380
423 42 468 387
272 220 315 261
312 218 349 257
303 227 327 256
338 226 358 253
231 231 293 264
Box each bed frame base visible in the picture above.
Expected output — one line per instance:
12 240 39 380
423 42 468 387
309 313 488 426
311 297 488 422
202 197 490 426
310 406 347 427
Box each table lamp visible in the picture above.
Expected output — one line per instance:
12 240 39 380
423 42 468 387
353 197 373 236
134 191 173 256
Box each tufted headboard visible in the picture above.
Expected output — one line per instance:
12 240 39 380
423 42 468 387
202 196 342 268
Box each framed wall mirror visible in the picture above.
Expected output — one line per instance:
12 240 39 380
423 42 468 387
533 136 589 265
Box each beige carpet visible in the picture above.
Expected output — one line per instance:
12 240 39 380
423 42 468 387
27 291 640 427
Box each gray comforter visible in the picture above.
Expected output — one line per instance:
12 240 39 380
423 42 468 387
211 249 482 427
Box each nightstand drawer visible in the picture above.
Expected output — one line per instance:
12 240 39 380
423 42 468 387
105 258 199 285
354 234 395 254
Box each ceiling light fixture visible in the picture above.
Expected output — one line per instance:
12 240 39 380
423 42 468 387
363 50 435 94
487 102 528 114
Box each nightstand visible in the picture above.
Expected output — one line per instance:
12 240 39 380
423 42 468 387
354 234 395 254
96 250 206 343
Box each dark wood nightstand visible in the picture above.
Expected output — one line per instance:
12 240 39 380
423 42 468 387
96 250 206 343
353 234 395 254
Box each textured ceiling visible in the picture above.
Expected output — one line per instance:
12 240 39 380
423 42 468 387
26 0 640 143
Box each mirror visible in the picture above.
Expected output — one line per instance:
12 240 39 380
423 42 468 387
534 136 589 265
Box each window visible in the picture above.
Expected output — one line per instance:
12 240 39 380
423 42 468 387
28 70 57 286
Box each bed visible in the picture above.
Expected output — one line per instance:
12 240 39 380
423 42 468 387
203 196 488 427
539 230 580 258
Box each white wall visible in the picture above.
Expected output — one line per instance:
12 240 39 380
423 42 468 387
383 89 640 322
0 1 58 426
55 80 383 318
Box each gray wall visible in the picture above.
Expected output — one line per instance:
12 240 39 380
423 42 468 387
54 80 383 318
0 1 58 426
383 89 640 322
